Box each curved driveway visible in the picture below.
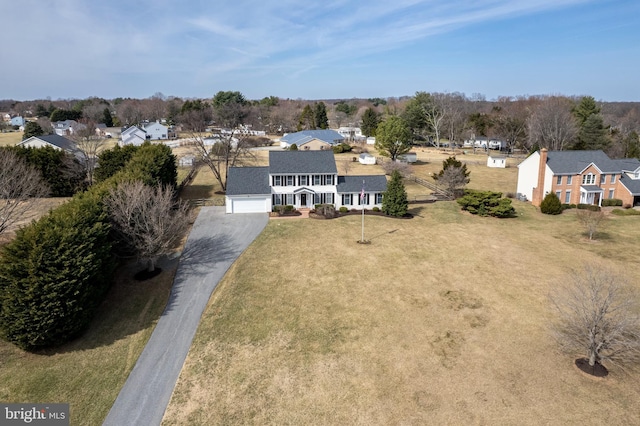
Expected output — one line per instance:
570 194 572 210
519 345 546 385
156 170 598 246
103 207 269 426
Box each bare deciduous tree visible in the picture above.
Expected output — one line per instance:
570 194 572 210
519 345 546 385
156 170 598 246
437 165 469 198
550 265 640 374
70 120 108 186
576 209 606 240
106 181 190 273
0 150 50 237
527 96 577 151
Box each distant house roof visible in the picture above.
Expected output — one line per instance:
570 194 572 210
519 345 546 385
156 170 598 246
226 167 270 195
281 130 344 146
545 150 640 174
269 150 338 174
20 134 79 154
337 175 387 193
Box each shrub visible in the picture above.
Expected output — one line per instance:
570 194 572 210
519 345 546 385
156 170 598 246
289 143 298 151
601 199 623 207
372 206 380 212
382 170 408 217
284 205 294 212
540 192 563 215
577 204 601 212
624 204 632 209
457 190 516 218
505 192 516 199
332 143 352 154
339 206 349 213
561 203 576 211
0 193 114 350
315 204 336 218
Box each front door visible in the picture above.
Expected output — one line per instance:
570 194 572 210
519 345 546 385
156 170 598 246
300 193 307 207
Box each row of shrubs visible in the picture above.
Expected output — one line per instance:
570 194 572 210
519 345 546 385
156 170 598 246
0 142 177 350
456 190 516 218
540 193 627 215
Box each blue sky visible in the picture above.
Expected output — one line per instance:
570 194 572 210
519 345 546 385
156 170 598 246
3 0 639 101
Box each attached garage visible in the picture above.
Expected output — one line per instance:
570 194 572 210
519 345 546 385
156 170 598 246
225 167 271 214
226 196 270 214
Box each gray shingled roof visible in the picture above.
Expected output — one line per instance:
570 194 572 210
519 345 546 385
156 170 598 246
281 130 344 145
546 150 634 174
620 175 640 195
225 167 270 195
337 175 387 193
269 150 338 174
22 134 79 154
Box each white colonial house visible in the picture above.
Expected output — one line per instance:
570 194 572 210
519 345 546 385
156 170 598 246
225 150 387 214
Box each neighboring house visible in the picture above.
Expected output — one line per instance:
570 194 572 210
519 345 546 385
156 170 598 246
225 150 387 214
10 116 24 127
19 134 81 158
359 153 376 165
143 121 169 140
366 137 376 145
397 152 417 163
337 126 364 141
487 156 506 168
279 129 344 150
52 120 86 136
120 125 147 146
517 148 640 207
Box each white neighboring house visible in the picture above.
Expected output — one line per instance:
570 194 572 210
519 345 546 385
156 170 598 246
120 126 147 146
337 126 363 140
19 134 81 159
487 156 506 168
143 121 169 140
52 120 86 136
358 153 376 165
279 129 344 150
225 150 387 214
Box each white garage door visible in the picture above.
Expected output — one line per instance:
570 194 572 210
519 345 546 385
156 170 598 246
231 198 268 213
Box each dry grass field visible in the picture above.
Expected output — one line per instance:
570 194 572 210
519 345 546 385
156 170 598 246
162 195 640 424
0 131 22 146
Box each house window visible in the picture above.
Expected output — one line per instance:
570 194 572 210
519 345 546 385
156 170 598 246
314 193 334 204
567 175 572 185
564 191 571 204
342 194 352 205
273 176 282 186
555 191 561 200
608 189 615 199
314 193 320 204
601 174 607 184
285 194 294 205
375 193 383 204
359 193 370 205
313 175 321 186
611 174 616 183
299 175 308 186
272 194 282 205
582 173 595 185
556 176 562 185
325 175 334 185
286 176 295 186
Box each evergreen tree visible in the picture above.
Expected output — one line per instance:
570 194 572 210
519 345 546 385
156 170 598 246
361 107 380 137
314 102 329 129
94 144 140 183
540 192 563 215
102 107 113 127
623 131 640 159
375 116 412 160
575 114 609 151
0 193 114 350
382 170 408 217
22 121 44 140
297 105 315 130
573 96 600 127
433 156 470 197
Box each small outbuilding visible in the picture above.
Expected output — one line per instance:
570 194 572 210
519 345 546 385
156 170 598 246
487 156 506 168
358 153 376 165
397 152 417 163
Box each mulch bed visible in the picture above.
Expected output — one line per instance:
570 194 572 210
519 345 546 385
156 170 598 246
309 211 413 219
574 358 609 377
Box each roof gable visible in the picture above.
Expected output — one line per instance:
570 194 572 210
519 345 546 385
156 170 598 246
226 167 270 195
269 150 338 174
545 150 624 174
21 134 78 153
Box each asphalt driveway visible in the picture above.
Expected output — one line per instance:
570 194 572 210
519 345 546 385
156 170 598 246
103 207 269 426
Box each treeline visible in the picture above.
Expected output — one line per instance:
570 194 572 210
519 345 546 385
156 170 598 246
3 91 640 158
0 143 177 350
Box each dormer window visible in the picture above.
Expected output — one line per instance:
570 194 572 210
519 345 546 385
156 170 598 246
582 173 596 185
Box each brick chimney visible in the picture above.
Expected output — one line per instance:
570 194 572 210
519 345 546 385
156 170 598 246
532 148 548 206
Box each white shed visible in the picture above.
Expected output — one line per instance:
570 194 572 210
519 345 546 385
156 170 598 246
366 137 376 145
358 153 376 165
487 156 506 168
397 152 417 163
